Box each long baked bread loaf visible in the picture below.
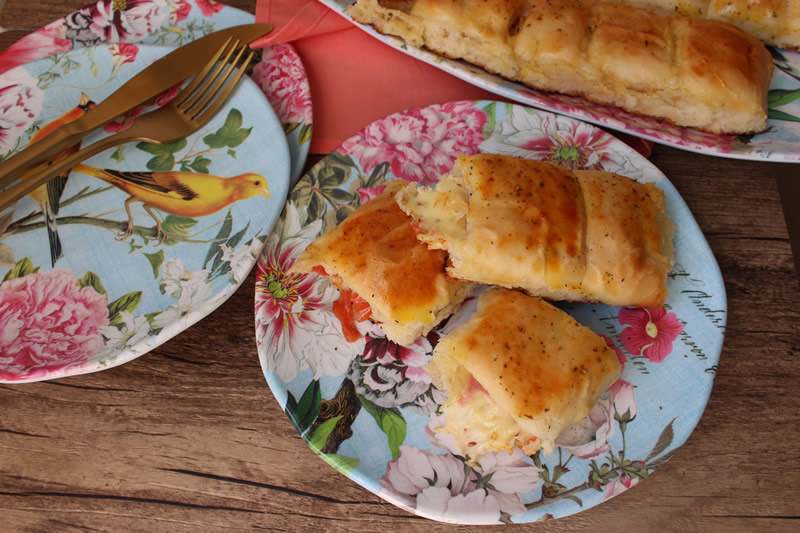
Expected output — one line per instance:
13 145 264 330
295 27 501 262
604 0 800 50
395 154 675 308
347 0 774 134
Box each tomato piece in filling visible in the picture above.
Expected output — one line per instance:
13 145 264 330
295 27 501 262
350 293 372 322
331 288 373 342
310 265 373 341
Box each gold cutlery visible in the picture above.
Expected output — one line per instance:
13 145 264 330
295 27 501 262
0 23 271 188
0 37 255 213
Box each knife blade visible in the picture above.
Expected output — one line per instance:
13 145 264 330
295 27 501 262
0 23 272 185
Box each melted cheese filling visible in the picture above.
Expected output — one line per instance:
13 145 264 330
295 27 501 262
436 375 540 461
396 172 467 249
430 349 541 461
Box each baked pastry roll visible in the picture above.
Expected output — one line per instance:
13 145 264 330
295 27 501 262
347 0 774 134
604 0 800 50
427 287 622 458
293 180 474 346
395 154 675 308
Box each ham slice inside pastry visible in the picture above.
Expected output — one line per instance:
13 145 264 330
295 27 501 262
426 287 622 460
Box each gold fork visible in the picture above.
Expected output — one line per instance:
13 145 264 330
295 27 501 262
0 37 255 213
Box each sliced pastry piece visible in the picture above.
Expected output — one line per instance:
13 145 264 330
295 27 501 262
427 287 622 459
293 180 474 346
347 0 774 134
395 153 675 308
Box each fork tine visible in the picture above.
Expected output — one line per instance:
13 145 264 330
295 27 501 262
178 39 242 112
184 44 248 118
173 36 234 107
193 50 255 125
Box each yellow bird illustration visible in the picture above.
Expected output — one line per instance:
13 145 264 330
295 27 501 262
73 163 270 241
23 93 95 266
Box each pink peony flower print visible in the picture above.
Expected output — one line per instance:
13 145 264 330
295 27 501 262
195 0 226 17
627 115 736 154
474 447 541 517
0 270 109 381
514 89 611 125
152 84 179 107
169 0 192 23
601 334 627 368
619 307 684 363
103 104 144 133
340 101 488 186
356 184 386 205
514 86 736 155
251 45 312 125
109 43 139 75
379 447 485 521
545 92 609 122
603 473 639 501
256 203 356 382
0 23 72 75
84 0 167 43
110 42 138 62
379 445 541 523
555 398 615 459
608 379 637 423
0 69 44 155
425 413 462 456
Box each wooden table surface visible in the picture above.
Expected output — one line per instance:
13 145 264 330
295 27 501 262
1 1 799 531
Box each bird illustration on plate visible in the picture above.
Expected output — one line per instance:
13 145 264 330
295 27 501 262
73 164 270 243
18 93 96 266
1 103 266 260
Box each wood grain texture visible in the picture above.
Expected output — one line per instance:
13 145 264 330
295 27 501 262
1 1 799 531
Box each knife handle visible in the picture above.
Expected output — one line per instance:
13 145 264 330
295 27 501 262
0 122 85 185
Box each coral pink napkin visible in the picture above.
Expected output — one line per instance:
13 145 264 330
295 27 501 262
253 1 653 157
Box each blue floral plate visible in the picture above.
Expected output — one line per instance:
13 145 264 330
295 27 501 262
255 101 726 524
0 44 290 382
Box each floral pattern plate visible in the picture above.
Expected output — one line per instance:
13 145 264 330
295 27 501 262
0 44 290 382
254 101 726 524
0 0 313 182
322 0 800 163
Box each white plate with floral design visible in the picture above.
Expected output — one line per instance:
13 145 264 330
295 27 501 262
322 0 800 163
0 44 290 382
254 101 726 524
0 0 313 182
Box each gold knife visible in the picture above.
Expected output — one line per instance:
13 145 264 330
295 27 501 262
0 23 272 187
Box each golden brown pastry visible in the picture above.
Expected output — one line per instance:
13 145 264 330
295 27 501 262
395 154 675 308
604 0 800 50
293 180 474 346
427 287 623 458
347 0 774 134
